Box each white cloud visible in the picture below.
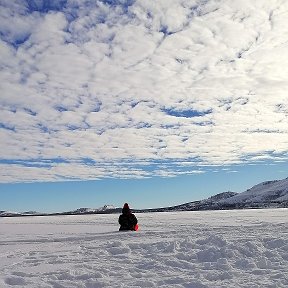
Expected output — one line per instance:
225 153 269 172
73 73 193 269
0 0 288 182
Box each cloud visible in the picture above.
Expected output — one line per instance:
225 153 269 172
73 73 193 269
0 0 288 182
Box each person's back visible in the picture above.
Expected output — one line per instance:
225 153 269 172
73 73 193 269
119 203 138 231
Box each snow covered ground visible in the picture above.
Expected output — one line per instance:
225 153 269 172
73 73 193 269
1 209 288 288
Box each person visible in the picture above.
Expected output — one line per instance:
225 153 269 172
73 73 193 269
118 203 138 231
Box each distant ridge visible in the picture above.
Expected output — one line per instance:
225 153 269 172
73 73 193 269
70 205 117 214
151 177 288 212
1 177 287 217
0 205 119 217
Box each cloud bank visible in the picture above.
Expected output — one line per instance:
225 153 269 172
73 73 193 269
0 0 288 182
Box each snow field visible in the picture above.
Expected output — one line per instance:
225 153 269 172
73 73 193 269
0 209 288 287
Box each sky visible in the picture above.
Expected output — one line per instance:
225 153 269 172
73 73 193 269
0 0 288 213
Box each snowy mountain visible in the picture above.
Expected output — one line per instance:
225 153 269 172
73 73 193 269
169 177 288 211
140 191 239 212
139 177 288 212
0 205 118 217
219 177 288 208
68 205 117 215
0 210 41 217
1 178 287 217
0 211 19 217
203 191 239 203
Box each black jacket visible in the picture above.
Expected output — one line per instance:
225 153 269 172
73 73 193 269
119 212 138 231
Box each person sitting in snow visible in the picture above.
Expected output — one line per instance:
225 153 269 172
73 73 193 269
119 203 138 231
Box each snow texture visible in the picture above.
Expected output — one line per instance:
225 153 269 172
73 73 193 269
1 209 288 287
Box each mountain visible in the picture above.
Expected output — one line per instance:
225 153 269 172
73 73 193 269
0 205 118 217
0 211 19 217
137 191 239 212
1 178 287 217
219 177 288 208
0 210 41 217
138 177 288 212
162 177 288 212
67 205 117 215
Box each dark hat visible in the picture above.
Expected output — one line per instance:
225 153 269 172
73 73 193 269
123 203 129 209
122 203 131 214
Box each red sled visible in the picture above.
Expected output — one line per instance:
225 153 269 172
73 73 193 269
134 224 139 231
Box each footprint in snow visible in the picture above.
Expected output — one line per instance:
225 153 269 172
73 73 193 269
5 276 27 286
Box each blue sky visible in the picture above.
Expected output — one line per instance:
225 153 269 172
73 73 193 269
1 162 287 213
0 0 288 212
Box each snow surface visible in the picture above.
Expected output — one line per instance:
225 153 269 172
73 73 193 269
1 209 288 287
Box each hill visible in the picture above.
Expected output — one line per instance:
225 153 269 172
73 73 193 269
1 177 287 217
